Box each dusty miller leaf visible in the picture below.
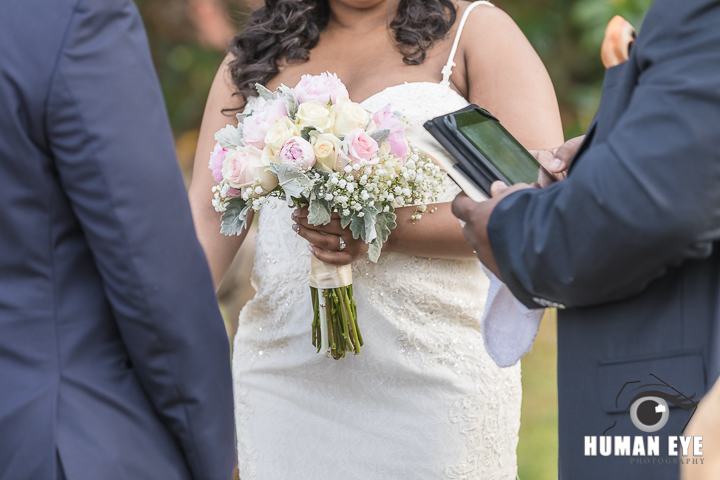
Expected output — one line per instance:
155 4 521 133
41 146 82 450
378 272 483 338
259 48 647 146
269 163 315 206
365 210 395 263
308 199 332 226
220 197 250 236
374 210 397 245
370 129 390 145
307 176 332 225
367 240 382 263
214 124 243 149
349 203 379 243
278 84 299 120
255 83 275 101
300 126 316 142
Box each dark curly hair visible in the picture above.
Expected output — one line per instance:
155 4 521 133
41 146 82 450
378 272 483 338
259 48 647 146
227 0 458 104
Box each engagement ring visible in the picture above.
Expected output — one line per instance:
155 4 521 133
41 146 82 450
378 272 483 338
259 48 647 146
338 236 346 251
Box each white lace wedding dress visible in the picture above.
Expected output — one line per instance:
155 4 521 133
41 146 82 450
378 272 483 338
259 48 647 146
232 3 521 479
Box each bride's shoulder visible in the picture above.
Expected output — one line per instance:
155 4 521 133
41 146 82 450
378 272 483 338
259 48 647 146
456 2 522 43
456 2 535 66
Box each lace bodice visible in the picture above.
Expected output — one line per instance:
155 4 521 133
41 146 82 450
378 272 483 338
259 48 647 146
231 3 521 479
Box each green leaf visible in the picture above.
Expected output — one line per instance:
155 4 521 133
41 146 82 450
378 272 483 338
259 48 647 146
349 215 364 241
374 210 397 245
268 163 315 206
255 83 275 101
308 199 332 226
220 197 250 236
370 129 390 145
367 240 382 263
278 84 299 120
214 124 243 149
366 209 396 263
349 203 379 243
340 215 352 229
300 126 316 142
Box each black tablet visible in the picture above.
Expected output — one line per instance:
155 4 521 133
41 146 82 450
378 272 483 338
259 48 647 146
423 105 544 198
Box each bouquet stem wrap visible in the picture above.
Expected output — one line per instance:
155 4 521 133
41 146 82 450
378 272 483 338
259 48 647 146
309 256 362 359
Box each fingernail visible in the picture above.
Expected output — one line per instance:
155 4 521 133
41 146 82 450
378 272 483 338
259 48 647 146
308 246 314 254
552 158 564 170
292 224 299 233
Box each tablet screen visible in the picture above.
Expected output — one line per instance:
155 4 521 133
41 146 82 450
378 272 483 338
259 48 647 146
454 110 541 185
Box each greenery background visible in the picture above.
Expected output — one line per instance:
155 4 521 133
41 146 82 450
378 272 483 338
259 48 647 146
134 1 653 478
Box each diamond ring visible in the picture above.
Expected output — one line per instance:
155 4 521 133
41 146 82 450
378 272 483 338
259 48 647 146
338 236 346 251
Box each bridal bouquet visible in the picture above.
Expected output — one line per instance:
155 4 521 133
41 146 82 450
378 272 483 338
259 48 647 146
209 72 445 359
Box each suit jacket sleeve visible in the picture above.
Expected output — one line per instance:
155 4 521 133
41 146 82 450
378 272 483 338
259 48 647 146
487 1 720 309
46 1 235 477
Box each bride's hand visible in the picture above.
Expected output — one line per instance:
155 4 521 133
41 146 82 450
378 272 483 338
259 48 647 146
291 207 369 266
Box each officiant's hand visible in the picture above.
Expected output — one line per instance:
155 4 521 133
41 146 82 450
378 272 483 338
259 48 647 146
531 135 585 188
292 207 368 265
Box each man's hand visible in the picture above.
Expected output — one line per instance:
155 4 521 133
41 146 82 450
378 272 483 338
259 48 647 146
452 136 585 277
532 135 585 188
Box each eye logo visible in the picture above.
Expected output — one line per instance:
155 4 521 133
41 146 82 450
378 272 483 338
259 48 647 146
604 374 698 435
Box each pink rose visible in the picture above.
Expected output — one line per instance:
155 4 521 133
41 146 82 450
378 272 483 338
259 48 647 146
387 131 408 162
208 142 227 183
242 98 288 148
279 137 316 170
373 104 407 162
346 128 379 161
222 145 278 196
294 72 350 105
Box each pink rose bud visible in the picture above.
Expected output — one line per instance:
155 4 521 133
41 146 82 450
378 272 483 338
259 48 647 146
209 142 227 183
294 72 350 105
279 137 316 170
387 131 408 163
346 128 379 161
373 104 407 162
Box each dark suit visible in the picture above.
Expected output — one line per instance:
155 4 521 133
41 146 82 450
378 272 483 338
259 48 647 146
0 0 234 479
487 0 720 478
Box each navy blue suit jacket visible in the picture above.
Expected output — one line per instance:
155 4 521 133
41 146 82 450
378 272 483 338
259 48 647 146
0 1 234 479
489 0 720 478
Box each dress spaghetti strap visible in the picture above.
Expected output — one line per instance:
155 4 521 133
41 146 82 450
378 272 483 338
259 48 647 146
440 1 495 87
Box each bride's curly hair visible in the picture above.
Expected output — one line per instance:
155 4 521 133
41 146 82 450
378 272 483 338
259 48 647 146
227 0 457 103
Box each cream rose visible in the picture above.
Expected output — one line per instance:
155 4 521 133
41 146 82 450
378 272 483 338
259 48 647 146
331 98 371 137
296 100 334 133
264 117 300 155
312 133 343 172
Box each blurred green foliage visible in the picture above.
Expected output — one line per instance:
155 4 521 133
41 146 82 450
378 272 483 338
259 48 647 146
501 0 652 136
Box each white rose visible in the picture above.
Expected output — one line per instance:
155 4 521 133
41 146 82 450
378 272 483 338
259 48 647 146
331 97 370 137
264 117 300 155
312 133 343 172
296 101 334 133
261 144 279 167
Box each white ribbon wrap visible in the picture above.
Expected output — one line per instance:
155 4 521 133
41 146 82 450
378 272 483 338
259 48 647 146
309 256 353 289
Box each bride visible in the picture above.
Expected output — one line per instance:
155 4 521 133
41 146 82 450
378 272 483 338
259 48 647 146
189 0 563 478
